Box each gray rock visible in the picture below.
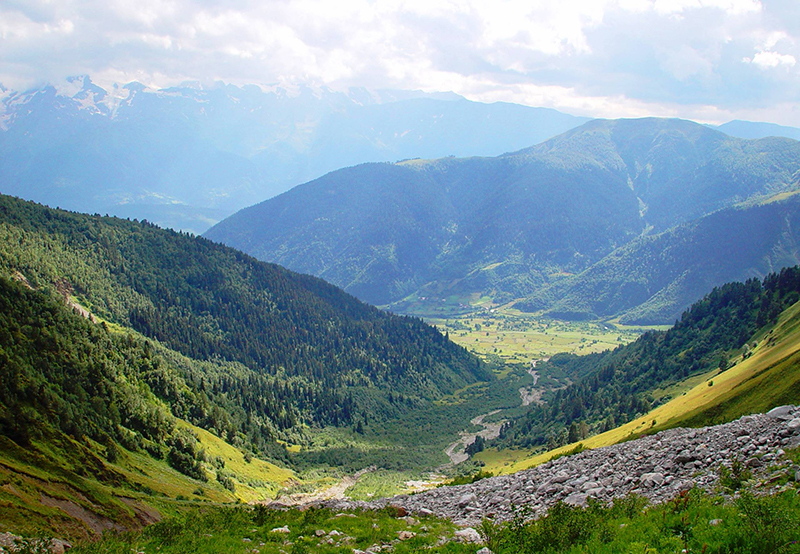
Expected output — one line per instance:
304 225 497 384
564 492 588 507
454 528 482 544
747 458 763 468
551 471 570 484
320 406 797 528
580 481 599 491
640 473 665 488
50 539 73 554
585 487 605 497
767 406 794 421
458 493 477 507
675 450 696 464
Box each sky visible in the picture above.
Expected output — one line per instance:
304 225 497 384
1 0 799 126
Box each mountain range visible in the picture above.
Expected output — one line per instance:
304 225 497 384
3 155 800 540
206 117 800 323
0 77 588 233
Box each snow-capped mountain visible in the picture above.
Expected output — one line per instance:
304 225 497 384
0 76 588 233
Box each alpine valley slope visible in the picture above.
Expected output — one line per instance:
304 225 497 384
0 195 495 476
522 191 800 324
206 117 800 320
0 193 507 538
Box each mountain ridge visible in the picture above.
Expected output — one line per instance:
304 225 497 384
0 193 489 447
522 192 800 323
207 117 800 319
0 77 588 233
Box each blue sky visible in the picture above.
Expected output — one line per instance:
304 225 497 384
1 0 798 125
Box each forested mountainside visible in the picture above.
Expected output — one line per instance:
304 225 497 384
206 118 800 319
0 195 488 455
496 266 800 449
0 273 223 474
521 192 800 324
0 77 586 232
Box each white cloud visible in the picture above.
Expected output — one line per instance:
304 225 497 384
652 0 761 15
0 0 798 125
746 50 797 68
659 45 716 81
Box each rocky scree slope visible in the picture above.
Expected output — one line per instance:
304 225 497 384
325 405 800 526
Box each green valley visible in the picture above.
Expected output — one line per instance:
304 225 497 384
0 194 512 540
3 194 800 551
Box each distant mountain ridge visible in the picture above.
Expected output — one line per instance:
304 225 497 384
523 193 800 323
716 120 800 141
0 76 588 233
206 118 800 321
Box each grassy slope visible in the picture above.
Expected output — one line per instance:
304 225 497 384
479 300 800 474
0 417 293 542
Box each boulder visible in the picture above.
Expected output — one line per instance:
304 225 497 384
640 473 665 488
767 406 795 421
563 492 588 507
454 528 482 544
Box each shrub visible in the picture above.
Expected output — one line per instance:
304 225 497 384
719 457 751 491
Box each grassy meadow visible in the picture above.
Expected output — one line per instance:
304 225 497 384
38 482 800 554
426 310 653 364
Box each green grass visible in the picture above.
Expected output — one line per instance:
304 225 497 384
344 469 430 500
47 482 800 554
0 416 297 542
426 311 651 364
481 488 800 554
664 301 800 429
68 505 475 554
178 422 293 503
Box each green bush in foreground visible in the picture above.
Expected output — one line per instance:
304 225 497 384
481 488 800 554
70 505 473 554
66 487 800 554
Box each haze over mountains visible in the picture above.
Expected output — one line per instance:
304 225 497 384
4 77 800 542
0 76 589 233
207 118 800 324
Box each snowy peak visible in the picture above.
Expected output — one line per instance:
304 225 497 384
0 76 588 234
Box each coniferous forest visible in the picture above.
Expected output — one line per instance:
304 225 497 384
0 194 489 478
